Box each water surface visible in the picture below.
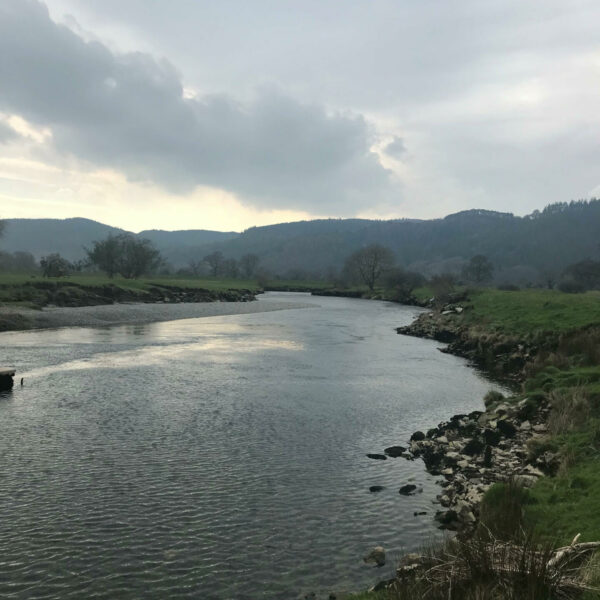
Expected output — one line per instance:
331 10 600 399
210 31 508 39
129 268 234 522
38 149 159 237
0 293 501 599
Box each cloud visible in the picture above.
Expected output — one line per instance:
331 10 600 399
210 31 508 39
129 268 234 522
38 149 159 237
384 136 406 159
0 121 16 143
0 0 394 214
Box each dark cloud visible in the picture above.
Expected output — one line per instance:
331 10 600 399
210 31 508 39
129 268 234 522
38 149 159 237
384 136 406 159
0 0 394 212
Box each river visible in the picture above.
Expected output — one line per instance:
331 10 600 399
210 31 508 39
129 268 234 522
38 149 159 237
0 293 503 599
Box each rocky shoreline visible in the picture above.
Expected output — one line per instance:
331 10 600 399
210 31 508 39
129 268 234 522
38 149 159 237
404 395 555 534
360 305 560 594
396 305 537 383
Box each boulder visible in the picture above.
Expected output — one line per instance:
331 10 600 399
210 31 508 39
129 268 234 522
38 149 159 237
483 428 502 446
366 453 387 460
410 431 426 442
369 486 385 493
384 445 407 457
399 484 418 496
463 437 485 456
363 546 386 567
483 445 493 468
497 420 517 438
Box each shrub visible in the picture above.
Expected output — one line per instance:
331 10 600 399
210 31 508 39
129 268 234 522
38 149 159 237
483 389 504 408
558 280 586 293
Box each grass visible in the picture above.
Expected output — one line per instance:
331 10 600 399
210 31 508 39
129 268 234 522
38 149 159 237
463 288 600 335
0 272 260 291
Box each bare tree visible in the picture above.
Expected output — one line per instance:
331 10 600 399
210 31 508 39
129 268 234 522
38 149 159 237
188 259 204 276
239 253 259 278
223 258 239 278
462 255 494 284
344 244 395 290
204 251 224 277
383 267 426 301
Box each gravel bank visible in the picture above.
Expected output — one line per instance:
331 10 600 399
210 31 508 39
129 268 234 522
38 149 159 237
0 298 313 331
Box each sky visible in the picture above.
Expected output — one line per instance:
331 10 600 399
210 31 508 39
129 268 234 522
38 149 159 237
1 0 600 232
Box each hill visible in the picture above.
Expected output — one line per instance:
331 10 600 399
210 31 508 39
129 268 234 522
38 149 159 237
2 200 599 282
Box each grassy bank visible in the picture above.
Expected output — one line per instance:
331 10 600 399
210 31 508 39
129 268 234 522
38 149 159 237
463 288 600 335
361 287 600 599
0 273 260 310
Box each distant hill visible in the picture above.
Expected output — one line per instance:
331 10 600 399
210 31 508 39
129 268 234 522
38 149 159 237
1 219 239 262
1 218 125 261
2 200 599 283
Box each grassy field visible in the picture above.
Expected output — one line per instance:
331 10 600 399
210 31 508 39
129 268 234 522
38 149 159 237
463 288 600 335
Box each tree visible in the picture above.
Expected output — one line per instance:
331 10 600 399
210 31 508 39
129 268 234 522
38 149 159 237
86 235 122 278
222 258 239 278
204 251 224 277
463 255 494 284
86 234 162 279
40 253 71 277
382 267 426 301
188 259 204 276
561 259 600 291
117 235 162 279
344 244 395 290
239 253 259 278
430 273 457 304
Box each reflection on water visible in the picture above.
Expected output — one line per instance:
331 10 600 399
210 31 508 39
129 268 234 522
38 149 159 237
0 293 502 599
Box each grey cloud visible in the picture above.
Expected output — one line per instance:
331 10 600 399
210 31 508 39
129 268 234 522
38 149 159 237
384 137 406 159
0 0 394 213
0 121 16 143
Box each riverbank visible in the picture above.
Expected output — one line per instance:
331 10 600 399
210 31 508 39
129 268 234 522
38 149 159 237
359 288 600 598
0 297 314 332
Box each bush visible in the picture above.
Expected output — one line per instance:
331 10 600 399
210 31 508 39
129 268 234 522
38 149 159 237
558 280 586 293
483 389 504 408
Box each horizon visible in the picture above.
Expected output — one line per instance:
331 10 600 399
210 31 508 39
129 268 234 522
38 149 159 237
2 201 564 235
3 1 600 231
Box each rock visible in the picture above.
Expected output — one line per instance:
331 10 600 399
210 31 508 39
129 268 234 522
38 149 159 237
463 437 485 456
413 511 427 516
497 420 517 438
410 431 425 442
368 578 395 592
435 509 459 529
514 474 538 488
436 436 449 444
522 465 544 478
363 546 386 567
456 460 470 469
384 445 407 457
399 553 424 567
483 428 502 446
533 424 548 433
520 420 532 431
366 453 387 460
483 445 493 468
441 468 454 476
399 484 418 495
